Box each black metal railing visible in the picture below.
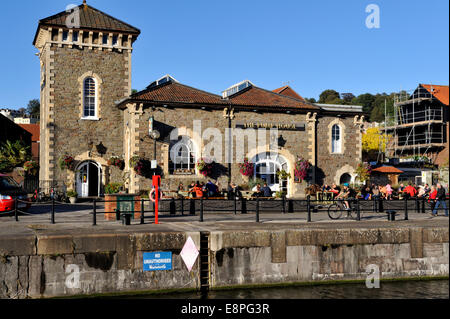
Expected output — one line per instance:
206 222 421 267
9 195 450 226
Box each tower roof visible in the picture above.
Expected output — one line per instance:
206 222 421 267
33 1 140 45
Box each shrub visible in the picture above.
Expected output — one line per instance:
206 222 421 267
67 190 78 198
105 183 124 195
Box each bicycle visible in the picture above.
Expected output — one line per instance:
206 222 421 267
328 198 358 220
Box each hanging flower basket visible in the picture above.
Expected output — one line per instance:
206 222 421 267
294 157 310 183
23 160 39 176
59 156 75 171
130 156 151 177
239 158 254 177
108 157 125 170
196 158 214 177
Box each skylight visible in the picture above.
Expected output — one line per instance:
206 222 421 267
147 75 179 89
222 80 254 98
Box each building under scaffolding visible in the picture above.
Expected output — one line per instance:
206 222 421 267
383 84 449 167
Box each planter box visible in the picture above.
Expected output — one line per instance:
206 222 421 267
104 194 142 221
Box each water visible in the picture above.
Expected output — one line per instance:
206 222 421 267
128 280 448 299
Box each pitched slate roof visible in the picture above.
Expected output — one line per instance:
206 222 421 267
273 86 305 101
119 80 319 111
34 2 140 44
125 81 227 107
420 84 449 106
228 86 319 110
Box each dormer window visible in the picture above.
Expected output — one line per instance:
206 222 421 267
62 30 69 42
102 34 108 45
83 77 98 119
73 31 79 42
112 35 118 46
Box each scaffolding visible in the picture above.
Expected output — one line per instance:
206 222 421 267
383 85 445 164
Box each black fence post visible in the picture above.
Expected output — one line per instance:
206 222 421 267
51 198 55 224
256 198 260 223
241 198 247 214
141 199 145 225
422 197 426 214
404 197 409 221
379 197 384 213
190 198 196 215
288 199 294 213
93 199 97 226
170 198 176 215
282 196 286 214
14 197 18 222
234 196 237 215
356 198 361 221
200 198 204 222
181 197 184 216
307 195 312 223
415 197 419 214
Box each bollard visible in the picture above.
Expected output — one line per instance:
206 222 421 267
170 198 176 215
51 198 55 224
282 196 286 214
116 208 121 221
387 210 396 221
404 197 409 221
241 198 247 214
356 198 361 221
122 214 131 226
93 199 97 226
256 198 260 222
200 198 204 222
307 196 311 223
14 197 18 222
141 199 145 225
181 197 184 216
288 199 294 213
234 196 237 215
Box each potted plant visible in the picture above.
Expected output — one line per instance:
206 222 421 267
105 183 124 195
59 155 75 171
23 160 39 176
196 158 214 177
277 170 291 180
67 189 78 204
108 156 125 170
294 157 311 183
239 158 254 178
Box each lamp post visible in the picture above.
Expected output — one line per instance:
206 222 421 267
150 129 160 176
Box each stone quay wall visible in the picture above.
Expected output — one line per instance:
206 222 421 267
0 226 447 299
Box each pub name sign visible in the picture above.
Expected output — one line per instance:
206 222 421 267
236 121 306 131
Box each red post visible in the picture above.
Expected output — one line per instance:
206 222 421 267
152 175 161 225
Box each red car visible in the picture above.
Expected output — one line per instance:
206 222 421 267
0 174 31 213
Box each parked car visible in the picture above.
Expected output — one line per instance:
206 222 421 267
0 174 31 213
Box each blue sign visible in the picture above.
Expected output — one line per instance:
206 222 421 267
143 252 172 271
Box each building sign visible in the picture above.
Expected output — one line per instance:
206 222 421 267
143 252 173 271
236 121 306 131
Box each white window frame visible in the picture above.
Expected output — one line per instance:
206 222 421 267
169 137 196 175
331 124 342 154
82 77 99 121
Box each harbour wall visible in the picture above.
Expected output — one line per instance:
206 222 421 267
0 226 448 298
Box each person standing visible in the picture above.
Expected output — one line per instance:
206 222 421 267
431 183 449 217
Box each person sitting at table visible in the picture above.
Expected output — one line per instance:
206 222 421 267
322 184 332 200
177 183 184 192
360 185 371 201
253 184 263 197
193 182 204 198
330 183 340 199
188 182 196 198
261 183 272 198
205 180 217 197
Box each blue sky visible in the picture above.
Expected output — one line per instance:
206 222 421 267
1 0 448 109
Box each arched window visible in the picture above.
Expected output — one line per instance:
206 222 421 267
169 137 196 175
83 77 97 119
331 124 341 153
252 152 289 192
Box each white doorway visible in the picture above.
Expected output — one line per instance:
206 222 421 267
252 152 289 194
76 161 102 198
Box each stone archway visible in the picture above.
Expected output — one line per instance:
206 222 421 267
333 164 356 186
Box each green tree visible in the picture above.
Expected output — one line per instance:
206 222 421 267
305 97 317 103
0 140 31 173
26 99 40 118
319 90 340 104
352 93 376 115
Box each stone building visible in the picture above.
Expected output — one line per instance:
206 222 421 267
34 2 364 198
